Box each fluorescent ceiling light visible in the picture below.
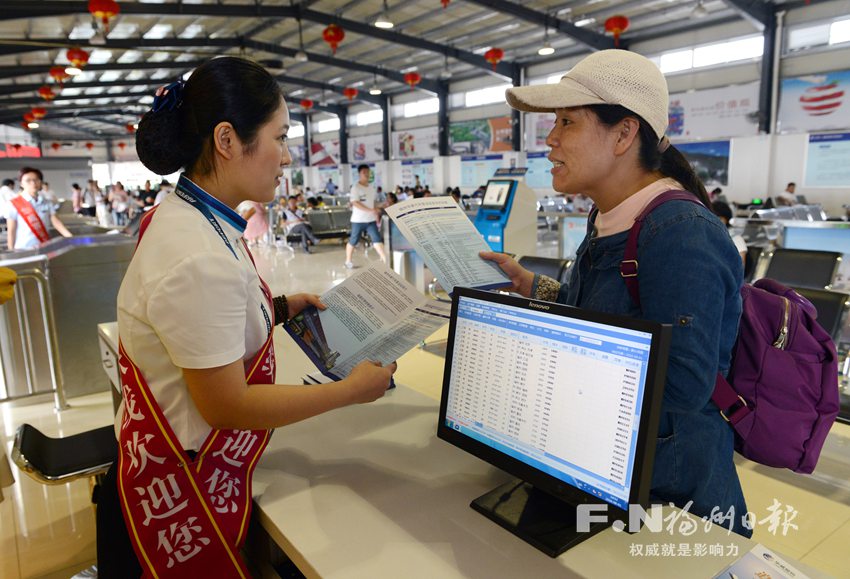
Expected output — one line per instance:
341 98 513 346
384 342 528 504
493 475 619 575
374 17 393 29
294 50 308 62
27 122 39 129
369 85 382 95
575 18 595 27
65 66 82 75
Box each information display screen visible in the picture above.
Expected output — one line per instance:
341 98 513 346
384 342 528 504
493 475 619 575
481 180 513 210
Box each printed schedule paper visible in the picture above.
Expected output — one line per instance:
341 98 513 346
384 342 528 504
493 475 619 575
385 197 511 294
286 263 451 381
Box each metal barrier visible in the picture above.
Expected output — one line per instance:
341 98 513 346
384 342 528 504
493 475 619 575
5 268 69 411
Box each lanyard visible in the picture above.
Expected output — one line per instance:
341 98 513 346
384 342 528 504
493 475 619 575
174 177 240 260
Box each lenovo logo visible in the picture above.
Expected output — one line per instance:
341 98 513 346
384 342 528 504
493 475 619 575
528 302 550 311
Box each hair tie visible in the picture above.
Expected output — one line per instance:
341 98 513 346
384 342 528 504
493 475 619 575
152 80 185 113
657 135 671 153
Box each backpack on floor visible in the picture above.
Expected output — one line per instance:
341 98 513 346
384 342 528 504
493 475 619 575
617 190 840 473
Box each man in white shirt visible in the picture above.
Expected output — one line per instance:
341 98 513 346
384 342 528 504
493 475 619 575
0 178 15 217
776 182 796 207
345 164 386 269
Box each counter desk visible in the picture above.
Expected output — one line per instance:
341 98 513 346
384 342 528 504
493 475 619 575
97 323 822 578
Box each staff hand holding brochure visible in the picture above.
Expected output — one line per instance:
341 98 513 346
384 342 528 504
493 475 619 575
384 197 512 294
286 264 451 384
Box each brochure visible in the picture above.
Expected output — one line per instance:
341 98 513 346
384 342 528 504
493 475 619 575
385 196 511 294
286 263 452 382
712 544 810 579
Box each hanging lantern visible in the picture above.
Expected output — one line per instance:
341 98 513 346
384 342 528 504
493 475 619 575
404 72 422 91
31 107 47 120
126 122 136 133
49 65 71 85
23 113 35 123
483 47 504 70
85 142 95 150
21 123 30 131
300 99 314 110
38 85 56 100
441 0 450 8
604 15 630 47
342 87 358 100
51 142 61 151
66 47 90 68
322 24 345 55
118 142 126 150
88 0 120 33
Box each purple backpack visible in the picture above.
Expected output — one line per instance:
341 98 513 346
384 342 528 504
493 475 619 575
619 191 840 473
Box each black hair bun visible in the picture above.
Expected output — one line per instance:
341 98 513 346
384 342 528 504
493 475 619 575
135 109 187 175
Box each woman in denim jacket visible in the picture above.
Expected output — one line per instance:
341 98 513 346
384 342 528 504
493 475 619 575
483 50 749 536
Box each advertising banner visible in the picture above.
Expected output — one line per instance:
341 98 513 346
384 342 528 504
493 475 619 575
348 133 384 163
667 82 760 140
400 159 434 189
450 117 513 155
460 154 503 188
310 140 340 166
392 126 439 159
778 70 850 133
525 112 555 152
676 140 731 187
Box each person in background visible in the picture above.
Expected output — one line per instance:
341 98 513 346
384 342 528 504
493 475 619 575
450 189 461 204
325 177 337 195
241 199 270 245
6 167 73 250
315 195 326 208
0 178 15 209
776 182 796 206
71 183 83 213
482 49 749 537
110 181 130 225
471 184 486 198
712 200 747 263
710 187 723 201
385 192 398 207
345 163 387 269
153 179 172 206
285 194 320 252
571 192 593 213
40 181 58 205
98 56 395 577
306 197 319 210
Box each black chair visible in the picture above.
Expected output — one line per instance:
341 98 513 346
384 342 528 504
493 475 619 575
761 248 843 290
744 246 764 283
792 287 850 344
517 255 571 284
12 423 117 485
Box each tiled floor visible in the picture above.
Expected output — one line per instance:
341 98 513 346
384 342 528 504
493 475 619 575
0 241 847 578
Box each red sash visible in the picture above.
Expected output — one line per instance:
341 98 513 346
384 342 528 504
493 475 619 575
118 210 276 577
10 195 50 243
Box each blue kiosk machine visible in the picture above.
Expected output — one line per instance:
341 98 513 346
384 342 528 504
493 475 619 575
473 168 537 257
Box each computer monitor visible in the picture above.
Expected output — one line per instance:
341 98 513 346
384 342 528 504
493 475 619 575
438 288 671 557
481 179 514 210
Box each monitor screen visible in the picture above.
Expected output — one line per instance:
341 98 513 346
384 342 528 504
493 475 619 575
438 289 669 513
481 180 514 209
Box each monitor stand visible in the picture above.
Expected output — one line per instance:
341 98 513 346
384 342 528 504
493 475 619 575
471 479 611 557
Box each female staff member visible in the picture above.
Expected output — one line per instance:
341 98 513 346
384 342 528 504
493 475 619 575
97 57 396 577
482 50 749 536
5 167 72 250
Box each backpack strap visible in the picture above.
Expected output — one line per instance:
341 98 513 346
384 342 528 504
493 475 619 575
621 190 703 309
618 190 751 422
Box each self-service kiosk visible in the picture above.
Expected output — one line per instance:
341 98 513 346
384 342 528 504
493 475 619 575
473 170 537 256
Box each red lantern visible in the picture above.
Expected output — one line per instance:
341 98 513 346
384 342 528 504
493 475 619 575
126 123 136 133
49 65 71 85
51 142 61 151
66 47 90 68
118 142 126 150
342 87 358 100
23 113 35 123
300 99 314 110
88 0 120 33
322 24 345 55
484 48 504 70
404 72 422 91
21 123 30 131
604 15 630 47
85 142 94 151
38 85 56 101
12 144 22 151
441 0 450 7
31 107 47 119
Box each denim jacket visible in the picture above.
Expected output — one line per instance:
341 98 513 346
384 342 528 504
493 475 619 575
539 199 750 536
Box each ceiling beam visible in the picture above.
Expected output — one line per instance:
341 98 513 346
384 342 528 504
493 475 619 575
0 79 165 97
276 74 383 107
719 0 770 30
0 1 519 78
460 0 615 51
0 37 442 92
0 108 137 125
0 60 209 81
